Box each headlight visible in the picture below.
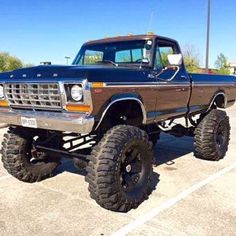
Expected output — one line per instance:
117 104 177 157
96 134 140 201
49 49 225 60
0 85 4 99
71 85 83 101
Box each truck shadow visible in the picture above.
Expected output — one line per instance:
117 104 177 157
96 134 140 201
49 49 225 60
55 133 193 194
56 159 87 176
153 133 194 166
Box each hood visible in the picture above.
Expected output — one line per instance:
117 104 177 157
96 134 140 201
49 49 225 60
0 65 150 83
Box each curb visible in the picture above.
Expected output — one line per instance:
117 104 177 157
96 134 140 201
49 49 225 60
0 123 8 129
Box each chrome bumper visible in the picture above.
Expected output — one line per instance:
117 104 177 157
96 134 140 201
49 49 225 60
0 108 95 133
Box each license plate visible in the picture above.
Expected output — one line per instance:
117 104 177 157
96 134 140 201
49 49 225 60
21 117 37 128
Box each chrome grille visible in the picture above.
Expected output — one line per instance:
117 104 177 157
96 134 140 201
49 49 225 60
5 83 62 110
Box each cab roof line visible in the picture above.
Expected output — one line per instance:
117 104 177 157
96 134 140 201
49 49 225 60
84 34 178 46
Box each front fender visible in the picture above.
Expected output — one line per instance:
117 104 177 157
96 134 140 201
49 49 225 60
94 93 147 130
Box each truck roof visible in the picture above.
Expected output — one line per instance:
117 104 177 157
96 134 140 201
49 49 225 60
84 34 178 46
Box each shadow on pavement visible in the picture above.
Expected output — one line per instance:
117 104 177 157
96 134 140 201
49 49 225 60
153 133 194 166
54 133 194 195
56 159 87 176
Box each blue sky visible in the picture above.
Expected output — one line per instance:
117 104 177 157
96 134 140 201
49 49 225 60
0 0 235 67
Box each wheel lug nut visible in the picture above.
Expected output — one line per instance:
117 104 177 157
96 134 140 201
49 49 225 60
126 164 131 173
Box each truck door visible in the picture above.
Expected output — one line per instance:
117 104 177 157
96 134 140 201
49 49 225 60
149 39 191 121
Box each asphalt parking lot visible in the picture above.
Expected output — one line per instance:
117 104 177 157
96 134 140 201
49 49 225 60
0 106 235 236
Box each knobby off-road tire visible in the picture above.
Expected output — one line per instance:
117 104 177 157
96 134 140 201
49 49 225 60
1 127 60 182
85 125 154 212
194 109 230 161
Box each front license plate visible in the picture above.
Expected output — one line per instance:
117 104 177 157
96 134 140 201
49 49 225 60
21 117 37 128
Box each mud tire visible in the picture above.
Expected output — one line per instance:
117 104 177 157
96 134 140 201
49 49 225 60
1 127 60 182
194 110 230 161
85 125 153 212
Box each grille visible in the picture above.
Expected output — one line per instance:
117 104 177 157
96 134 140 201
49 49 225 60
5 83 62 110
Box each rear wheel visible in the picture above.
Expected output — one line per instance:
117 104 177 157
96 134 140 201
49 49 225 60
85 125 153 212
194 110 230 161
1 127 61 182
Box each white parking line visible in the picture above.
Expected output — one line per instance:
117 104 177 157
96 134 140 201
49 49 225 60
111 162 236 236
0 175 11 181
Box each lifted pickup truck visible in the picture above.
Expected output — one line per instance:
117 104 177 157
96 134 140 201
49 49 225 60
0 35 235 212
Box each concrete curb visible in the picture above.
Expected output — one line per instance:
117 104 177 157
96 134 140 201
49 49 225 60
0 123 8 129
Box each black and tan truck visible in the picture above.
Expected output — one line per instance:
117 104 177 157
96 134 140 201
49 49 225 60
0 35 235 212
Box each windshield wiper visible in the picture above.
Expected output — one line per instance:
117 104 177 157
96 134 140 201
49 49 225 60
97 60 118 67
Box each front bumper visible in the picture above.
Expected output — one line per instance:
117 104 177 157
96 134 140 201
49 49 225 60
0 108 95 133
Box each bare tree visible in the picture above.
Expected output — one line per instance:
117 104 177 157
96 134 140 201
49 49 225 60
182 45 201 73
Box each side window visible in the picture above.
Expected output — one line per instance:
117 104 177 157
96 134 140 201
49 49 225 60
83 50 103 65
159 46 174 67
154 48 163 69
155 41 177 68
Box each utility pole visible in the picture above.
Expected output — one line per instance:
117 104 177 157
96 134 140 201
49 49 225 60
65 56 71 65
205 0 211 73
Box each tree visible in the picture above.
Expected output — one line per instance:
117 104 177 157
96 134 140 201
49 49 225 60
160 45 201 73
215 53 231 75
182 45 201 73
0 52 33 71
0 52 23 72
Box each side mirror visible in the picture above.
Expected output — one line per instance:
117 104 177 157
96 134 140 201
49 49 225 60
167 54 183 66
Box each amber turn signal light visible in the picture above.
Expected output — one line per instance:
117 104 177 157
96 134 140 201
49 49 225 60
66 104 91 113
92 82 105 88
0 100 9 107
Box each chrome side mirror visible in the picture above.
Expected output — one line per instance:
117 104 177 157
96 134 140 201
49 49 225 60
167 54 183 66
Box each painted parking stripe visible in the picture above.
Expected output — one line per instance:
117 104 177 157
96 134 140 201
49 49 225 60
0 175 11 181
111 162 236 236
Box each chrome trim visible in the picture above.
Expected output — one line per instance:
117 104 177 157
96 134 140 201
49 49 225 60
63 79 93 114
207 92 227 111
95 97 147 130
0 108 95 133
106 84 190 88
4 83 62 111
193 82 236 87
105 82 235 87
83 81 93 114
58 82 67 110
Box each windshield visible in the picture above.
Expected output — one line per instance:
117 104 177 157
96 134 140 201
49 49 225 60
72 40 153 67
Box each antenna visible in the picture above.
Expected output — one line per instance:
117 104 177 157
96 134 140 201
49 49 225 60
139 11 156 69
146 11 155 34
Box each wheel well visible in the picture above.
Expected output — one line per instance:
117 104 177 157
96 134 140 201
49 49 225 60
212 94 226 108
96 100 145 131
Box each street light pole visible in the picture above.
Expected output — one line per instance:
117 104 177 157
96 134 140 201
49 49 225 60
65 56 71 65
205 0 211 73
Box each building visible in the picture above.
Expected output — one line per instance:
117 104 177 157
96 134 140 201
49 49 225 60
229 62 236 75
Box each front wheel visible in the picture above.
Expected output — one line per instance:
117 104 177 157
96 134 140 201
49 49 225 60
1 127 61 182
194 109 230 161
85 125 153 212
